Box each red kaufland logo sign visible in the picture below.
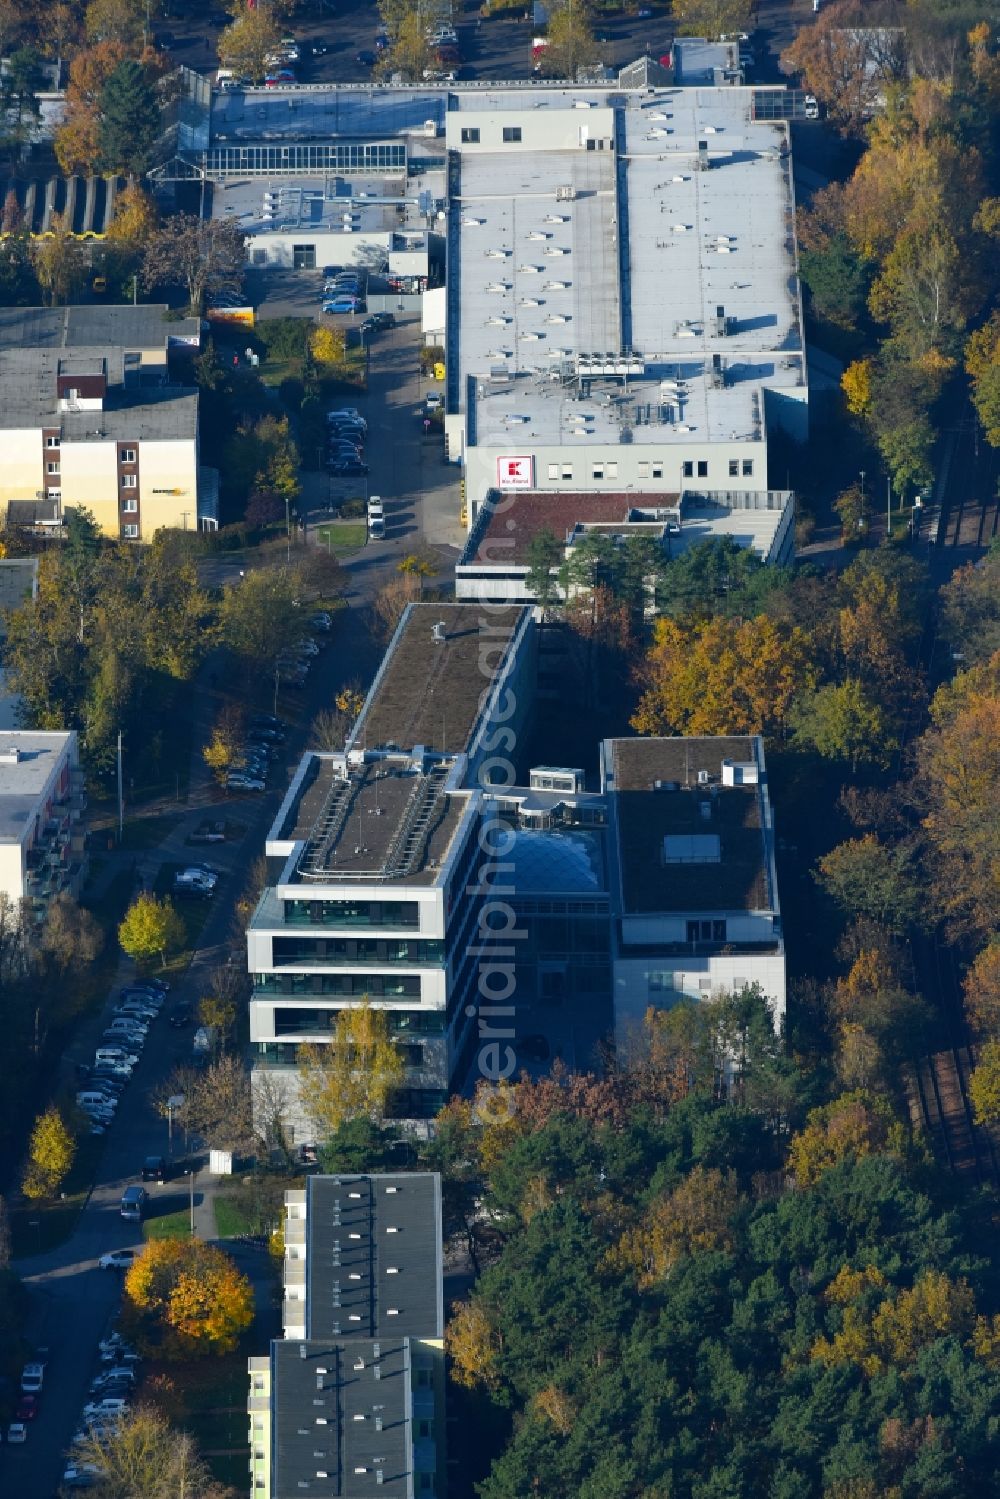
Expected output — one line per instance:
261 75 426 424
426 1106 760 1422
496 456 533 488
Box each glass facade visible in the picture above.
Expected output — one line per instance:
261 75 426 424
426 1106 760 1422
281 897 420 928
272 1007 445 1038
272 936 444 967
254 973 421 999
204 142 406 178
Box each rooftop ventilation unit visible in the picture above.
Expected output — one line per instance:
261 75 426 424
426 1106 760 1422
710 353 726 389
697 140 710 169
555 185 576 201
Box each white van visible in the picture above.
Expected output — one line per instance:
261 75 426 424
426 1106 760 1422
77 1091 116 1111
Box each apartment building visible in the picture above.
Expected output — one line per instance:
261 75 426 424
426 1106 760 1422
0 731 86 922
248 1172 445 1499
248 603 535 1143
0 304 215 539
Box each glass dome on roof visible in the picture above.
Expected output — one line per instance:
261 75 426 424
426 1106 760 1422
508 830 604 895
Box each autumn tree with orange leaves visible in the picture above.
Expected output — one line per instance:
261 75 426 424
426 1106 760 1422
124 1239 254 1358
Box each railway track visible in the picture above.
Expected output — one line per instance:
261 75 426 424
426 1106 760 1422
940 494 1000 548
906 1046 1000 1187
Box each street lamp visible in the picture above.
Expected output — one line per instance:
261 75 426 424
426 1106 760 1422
284 494 291 563
186 1168 197 1236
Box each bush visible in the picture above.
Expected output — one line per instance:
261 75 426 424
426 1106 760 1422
257 317 310 364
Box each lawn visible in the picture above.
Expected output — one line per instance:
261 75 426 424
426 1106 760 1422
212 1195 257 1240
9 1135 106 1259
143 1208 194 1242
140 1349 250 1491
315 521 368 554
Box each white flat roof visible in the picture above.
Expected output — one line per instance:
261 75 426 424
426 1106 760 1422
451 86 805 448
0 731 74 843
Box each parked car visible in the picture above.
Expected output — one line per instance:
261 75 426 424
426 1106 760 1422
226 772 266 792
251 713 285 731
140 977 170 994
91 1365 136 1391
190 819 226 843
328 458 370 476
326 407 365 425
20 1363 44 1394
82 1398 129 1420
371 311 396 329
322 296 362 315
62 1465 99 1489
15 1395 39 1421
83 1077 127 1098
248 726 285 744
119 986 164 1005
169 1003 193 1028
142 1155 167 1183
98 1334 136 1362
112 1000 158 1022
7 1422 27 1443
356 49 376 66
425 391 443 412
97 1039 140 1061
98 1250 136 1271
804 93 819 118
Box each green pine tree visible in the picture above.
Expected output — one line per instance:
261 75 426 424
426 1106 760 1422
98 61 159 180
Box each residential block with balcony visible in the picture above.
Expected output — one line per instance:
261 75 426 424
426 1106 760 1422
0 731 86 925
248 1172 445 1499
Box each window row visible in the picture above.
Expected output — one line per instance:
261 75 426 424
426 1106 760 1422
546 459 754 482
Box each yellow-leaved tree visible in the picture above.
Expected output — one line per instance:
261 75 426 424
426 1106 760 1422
609 1166 742 1290
118 892 186 968
445 1298 502 1391
125 1239 254 1357
631 614 815 739
787 1090 902 1188
309 324 346 369
22 1107 76 1199
296 999 405 1134
841 358 873 417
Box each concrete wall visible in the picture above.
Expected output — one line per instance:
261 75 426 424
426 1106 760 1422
464 436 768 516
0 840 25 905
619 910 779 946
0 430 43 504
613 948 787 1042
446 108 616 153
136 440 201 537
58 443 118 527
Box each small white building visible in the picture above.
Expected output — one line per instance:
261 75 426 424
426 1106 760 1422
0 731 86 919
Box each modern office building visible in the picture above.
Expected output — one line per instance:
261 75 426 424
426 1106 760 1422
601 734 785 1042
247 602 785 1137
247 603 535 1143
0 304 216 538
0 731 86 922
248 1172 446 1499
